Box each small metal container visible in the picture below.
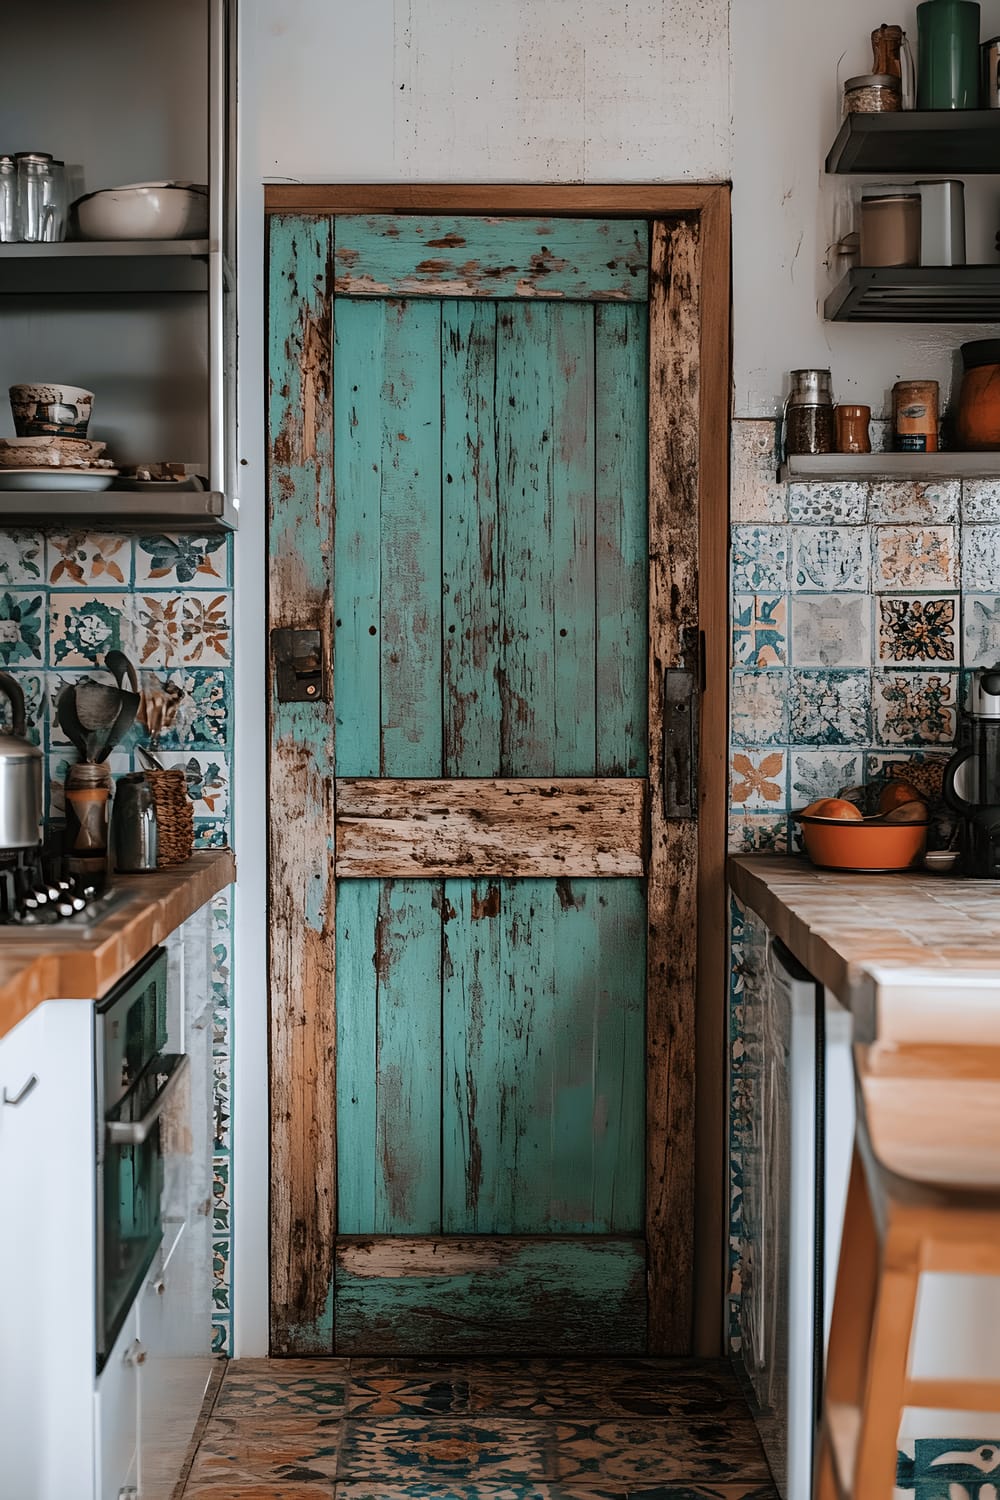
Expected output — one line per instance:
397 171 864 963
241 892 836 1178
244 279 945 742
916 179 966 266
111 773 159 873
0 673 42 850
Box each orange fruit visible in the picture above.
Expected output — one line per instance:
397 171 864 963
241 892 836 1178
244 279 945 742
801 797 863 821
877 779 922 814
882 799 928 823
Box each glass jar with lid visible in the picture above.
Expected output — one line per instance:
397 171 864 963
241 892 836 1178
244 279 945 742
15 152 54 242
0 156 16 243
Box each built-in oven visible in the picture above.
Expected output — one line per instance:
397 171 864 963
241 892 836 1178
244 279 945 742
95 947 188 1370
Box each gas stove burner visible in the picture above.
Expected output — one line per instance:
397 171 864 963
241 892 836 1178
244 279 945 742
0 846 124 929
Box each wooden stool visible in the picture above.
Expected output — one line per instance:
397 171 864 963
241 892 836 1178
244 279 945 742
817 1044 1000 1500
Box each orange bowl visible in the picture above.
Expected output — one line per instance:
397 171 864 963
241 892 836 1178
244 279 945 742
795 814 928 871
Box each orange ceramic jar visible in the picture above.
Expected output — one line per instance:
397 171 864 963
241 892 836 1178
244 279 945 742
957 340 1000 451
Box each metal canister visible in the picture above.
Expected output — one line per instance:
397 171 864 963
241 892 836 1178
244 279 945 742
982 37 1000 105
893 379 939 452
111 772 159 872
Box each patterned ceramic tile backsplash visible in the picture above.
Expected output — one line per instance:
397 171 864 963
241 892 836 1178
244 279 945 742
0 527 236 1356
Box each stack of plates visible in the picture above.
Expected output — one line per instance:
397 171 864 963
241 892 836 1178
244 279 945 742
0 436 118 491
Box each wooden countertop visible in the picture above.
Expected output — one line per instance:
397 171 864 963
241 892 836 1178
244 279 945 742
0 850 236 1041
729 854 1000 1045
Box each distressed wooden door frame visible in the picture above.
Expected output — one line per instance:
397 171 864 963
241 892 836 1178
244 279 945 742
265 183 731 1357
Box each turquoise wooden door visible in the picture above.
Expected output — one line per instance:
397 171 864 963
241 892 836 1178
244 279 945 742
270 213 658 1355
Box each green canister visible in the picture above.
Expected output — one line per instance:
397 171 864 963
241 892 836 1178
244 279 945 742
917 0 982 108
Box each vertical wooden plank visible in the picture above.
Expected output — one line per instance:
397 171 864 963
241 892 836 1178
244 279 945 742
378 300 443 776
441 877 503 1231
373 878 443 1232
442 301 502 777
646 216 702 1354
694 186 732 1357
583 879 647 1231
496 305 556 777
333 297 383 777
550 304 597 775
335 878 379 1234
596 303 649 778
267 214 336 1353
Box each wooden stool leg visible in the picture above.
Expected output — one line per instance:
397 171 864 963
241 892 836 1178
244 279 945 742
853 1210 920 1500
826 1149 879 1407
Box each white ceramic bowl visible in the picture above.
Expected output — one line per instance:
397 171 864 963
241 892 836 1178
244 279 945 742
73 184 208 241
10 383 94 438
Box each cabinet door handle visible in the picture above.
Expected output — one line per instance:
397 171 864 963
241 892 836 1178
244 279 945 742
2 1074 38 1107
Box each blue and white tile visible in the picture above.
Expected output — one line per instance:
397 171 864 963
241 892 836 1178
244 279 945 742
866 749 952 791
788 749 864 810
874 526 957 592
790 669 871 745
134 533 230 588
730 525 788 592
133 590 231 668
730 748 787 810
49 592 135 668
213 1053 231 1153
727 812 789 853
877 595 958 665
791 526 870 591
133 667 231 749
730 420 785 523
791 594 871 668
732 594 787 667
730 669 788 744
194 820 230 849
963 594 1000 667
961 525 1000 593
155 750 230 820
869 480 958 525
0 531 44 587
48 749 131 819
873 670 958 746
787 481 867 524
962 479 1000 523
0 671 44 743
45 533 132 588
0 590 45 669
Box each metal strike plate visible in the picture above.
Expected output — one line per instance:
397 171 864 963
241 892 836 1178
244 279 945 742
662 664 699 820
272 628 328 703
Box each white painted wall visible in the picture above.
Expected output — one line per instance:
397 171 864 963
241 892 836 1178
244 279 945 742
233 0 1000 1352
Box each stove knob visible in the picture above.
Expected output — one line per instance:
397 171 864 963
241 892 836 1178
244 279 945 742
57 901 75 919
71 895 86 912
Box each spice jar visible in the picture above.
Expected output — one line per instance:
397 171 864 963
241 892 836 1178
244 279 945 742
893 380 939 452
843 73 902 113
956 340 1000 449
835 404 872 453
784 369 836 456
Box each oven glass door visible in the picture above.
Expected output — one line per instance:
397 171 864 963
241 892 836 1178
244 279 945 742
98 1052 188 1367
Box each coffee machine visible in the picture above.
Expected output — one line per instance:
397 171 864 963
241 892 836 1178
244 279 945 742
944 666 1000 877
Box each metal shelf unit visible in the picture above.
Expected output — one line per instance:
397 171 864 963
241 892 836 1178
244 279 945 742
779 451 1000 483
824 265 1000 322
825 109 1000 174
0 488 236 531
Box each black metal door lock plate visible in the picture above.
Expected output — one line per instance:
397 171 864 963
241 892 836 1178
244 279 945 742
272 628 328 703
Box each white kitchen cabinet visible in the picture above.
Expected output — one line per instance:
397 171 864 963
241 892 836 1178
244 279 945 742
0 903 217 1500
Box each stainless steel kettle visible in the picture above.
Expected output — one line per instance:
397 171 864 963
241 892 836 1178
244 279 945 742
0 672 42 849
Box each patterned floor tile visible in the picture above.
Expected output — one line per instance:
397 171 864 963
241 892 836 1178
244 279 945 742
186 1421 342 1484
338 1418 553 1481
349 1375 472 1415
214 1364 348 1420
550 1422 771 1485
184 1487 332 1498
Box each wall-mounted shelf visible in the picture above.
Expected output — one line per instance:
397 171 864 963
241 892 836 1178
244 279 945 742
826 109 1000 174
779 451 1000 483
824 265 1000 322
0 488 237 531
0 241 232 295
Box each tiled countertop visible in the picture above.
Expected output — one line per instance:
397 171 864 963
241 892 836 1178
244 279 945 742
729 854 1000 1044
0 849 236 1040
